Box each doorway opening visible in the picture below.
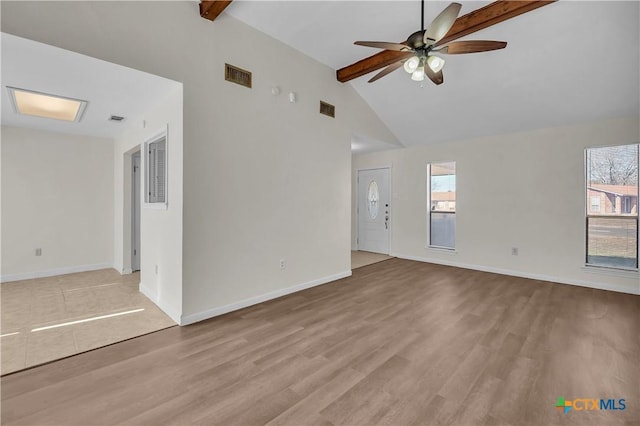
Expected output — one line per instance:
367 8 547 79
0 34 181 375
131 150 141 272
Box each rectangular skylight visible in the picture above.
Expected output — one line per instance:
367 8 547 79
7 86 87 122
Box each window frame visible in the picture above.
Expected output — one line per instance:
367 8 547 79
427 161 456 251
584 143 639 271
142 126 168 210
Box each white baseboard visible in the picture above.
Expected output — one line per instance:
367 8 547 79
1 262 114 283
139 282 181 324
391 253 640 296
122 268 133 275
180 270 352 326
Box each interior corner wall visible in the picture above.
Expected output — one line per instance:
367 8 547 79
352 116 640 295
1 126 114 281
113 85 183 324
1 1 399 324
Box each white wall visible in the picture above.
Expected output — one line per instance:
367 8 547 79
1 2 399 324
353 116 640 295
113 85 183 323
1 126 114 280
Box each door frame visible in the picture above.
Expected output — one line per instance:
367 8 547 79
131 151 141 272
121 146 141 274
355 165 392 254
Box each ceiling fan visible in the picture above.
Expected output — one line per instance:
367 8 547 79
354 1 507 85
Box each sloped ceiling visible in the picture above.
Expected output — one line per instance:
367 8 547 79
225 1 639 147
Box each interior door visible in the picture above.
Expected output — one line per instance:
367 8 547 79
358 168 390 254
132 151 141 272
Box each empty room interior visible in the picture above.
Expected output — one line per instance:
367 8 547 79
0 1 638 425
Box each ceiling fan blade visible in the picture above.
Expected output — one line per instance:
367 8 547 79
368 61 405 83
424 65 444 85
355 41 411 51
424 2 462 46
337 1 556 83
437 40 507 54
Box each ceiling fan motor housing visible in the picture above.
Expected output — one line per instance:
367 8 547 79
407 30 428 50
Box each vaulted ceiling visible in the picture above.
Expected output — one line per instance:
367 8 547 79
219 1 639 148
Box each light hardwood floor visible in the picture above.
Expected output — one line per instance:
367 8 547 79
1 258 638 425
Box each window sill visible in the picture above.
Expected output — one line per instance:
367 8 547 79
582 265 639 279
425 246 458 255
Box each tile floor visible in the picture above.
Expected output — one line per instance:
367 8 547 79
351 250 393 269
1 269 176 375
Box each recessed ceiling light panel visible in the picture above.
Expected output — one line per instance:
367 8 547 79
7 86 88 122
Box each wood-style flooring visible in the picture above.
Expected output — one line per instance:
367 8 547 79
1 258 638 425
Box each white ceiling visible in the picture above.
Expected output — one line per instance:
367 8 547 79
1 33 180 139
226 1 640 147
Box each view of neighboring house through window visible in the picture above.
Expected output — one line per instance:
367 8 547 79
428 161 456 249
585 143 639 269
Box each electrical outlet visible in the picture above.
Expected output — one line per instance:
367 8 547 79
511 247 519 256
280 259 286 270
35 248 42 256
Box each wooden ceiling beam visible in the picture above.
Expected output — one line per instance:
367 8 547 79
336 0 556 83
435 0 556 46
336 50 414 86
200 0 233 22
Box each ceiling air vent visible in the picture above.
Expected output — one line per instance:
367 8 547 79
109 115 125 122
225 63 252 88
319 101 335 118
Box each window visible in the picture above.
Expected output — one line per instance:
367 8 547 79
367 180 379 219
624 197 632 214
144 129 168 206
428 161 456 249
585 144 639 269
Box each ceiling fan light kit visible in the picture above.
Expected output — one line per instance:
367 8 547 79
411 66 425 82
404 54 445 81
403 56 420 73
427 56 444 73
353 1 508 86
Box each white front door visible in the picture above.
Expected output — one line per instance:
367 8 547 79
358 168 390 254
132 151 141 272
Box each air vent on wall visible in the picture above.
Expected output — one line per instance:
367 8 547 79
319 101 335 118
225 63 252 88
109 115 125 122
